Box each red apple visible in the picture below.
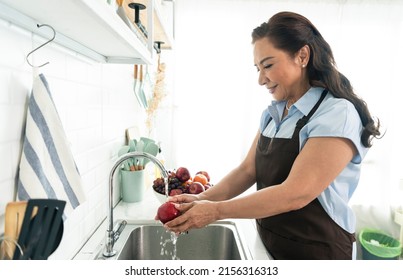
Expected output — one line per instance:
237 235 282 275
188 182 205 194
157 202 180 224
196 171 210 182
176 167 191 182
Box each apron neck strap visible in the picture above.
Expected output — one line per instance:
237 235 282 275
295 89 328 130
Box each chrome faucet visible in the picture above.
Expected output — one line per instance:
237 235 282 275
103 151 169 257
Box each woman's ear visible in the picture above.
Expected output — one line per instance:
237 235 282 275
296 45 310 67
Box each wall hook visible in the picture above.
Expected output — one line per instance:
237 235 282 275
26 24 56 68
128 2 148 38
154 41 164 54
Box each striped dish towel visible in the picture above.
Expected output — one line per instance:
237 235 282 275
17 73 86 218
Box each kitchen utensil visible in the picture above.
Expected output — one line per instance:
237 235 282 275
3 201 31 259
139 65 148 108
139 136 155 146
128 139 138 169
136 140 144 153
133 64 143 107
0 235 23 260
143 142 159 166
118 145 131 170
136 140 145 168
125 126 140 144
13 199 66 260
129 139 137 151
143 64 154 101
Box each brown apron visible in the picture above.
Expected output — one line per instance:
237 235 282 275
255 89 355 260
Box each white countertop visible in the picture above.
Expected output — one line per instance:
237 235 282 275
73 187 271 260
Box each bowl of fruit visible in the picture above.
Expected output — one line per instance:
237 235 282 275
152 167 212 204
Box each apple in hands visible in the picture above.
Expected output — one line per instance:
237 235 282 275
157 202 181 224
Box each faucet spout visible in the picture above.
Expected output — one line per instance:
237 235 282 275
103 151 169 257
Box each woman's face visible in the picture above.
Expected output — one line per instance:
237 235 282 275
253 37 308 102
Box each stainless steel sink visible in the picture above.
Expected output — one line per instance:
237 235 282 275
89 220 252 260
118 224 244 260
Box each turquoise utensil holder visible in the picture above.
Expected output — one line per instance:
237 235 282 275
120 169 146 202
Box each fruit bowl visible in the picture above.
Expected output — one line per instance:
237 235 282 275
152 167 212 204
153 189 168 204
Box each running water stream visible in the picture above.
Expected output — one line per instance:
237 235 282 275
164 176 169 198
160 231 179 260
160 177 180 259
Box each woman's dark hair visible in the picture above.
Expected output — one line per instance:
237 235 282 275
252 11 381 147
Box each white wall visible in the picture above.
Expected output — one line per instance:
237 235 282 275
0 18 151 259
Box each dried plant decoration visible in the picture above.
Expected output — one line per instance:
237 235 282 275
146 54 167 135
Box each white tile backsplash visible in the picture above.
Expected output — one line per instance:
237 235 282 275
0 19 146 259
0 68 11 104
0 21 31 70
0 145 13 182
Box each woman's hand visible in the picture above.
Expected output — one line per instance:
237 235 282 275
168 193 200 204
154 193 199 222
163 200 220 234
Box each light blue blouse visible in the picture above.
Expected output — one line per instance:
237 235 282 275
259 87 368 233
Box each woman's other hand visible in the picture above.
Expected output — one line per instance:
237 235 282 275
167 193 199 204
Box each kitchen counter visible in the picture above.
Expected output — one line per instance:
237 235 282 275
73 186 271 260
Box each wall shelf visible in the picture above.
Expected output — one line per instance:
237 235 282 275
0 0 174 64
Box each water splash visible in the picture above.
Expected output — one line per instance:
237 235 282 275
159 230 180 260
164 177 169 199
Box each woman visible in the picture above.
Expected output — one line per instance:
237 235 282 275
165 11 381 259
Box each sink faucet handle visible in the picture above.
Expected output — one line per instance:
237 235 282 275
114 220 127 242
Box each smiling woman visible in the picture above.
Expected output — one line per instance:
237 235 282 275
170 0 403 221
162 0 403 260
253 39 311 113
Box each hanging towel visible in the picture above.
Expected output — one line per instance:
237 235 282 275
17 73 86 218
